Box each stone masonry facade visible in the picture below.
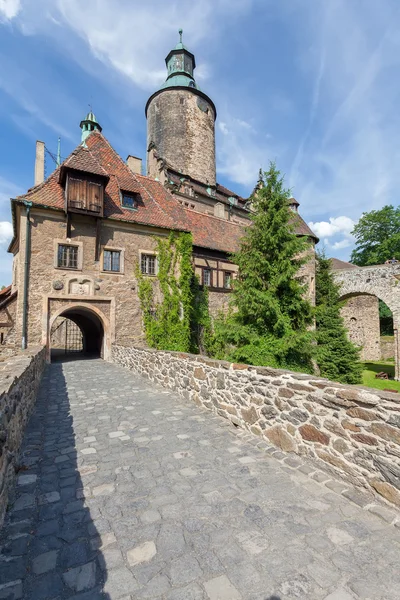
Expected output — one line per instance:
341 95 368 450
340 295 381 361
0 347 46 525
113 344 400 508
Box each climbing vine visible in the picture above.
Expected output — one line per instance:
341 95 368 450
136 232 210 353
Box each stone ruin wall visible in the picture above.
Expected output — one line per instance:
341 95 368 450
0 347 46 525
112 345 400 508
341 295 382 361
0 297 17 358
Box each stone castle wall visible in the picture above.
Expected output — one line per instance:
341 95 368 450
16 208 166 349
112 345 400 508
0 297 17 357
147 89 216 186
0 347 45 525
341 295 381 361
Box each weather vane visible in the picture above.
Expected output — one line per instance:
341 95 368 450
179 29 183 44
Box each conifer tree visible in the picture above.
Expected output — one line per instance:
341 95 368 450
315 251 362 384
210 162 314 370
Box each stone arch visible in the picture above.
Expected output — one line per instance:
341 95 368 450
334 264 400 379
48 303 110 362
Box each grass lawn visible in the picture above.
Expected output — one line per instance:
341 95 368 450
362 361 400 392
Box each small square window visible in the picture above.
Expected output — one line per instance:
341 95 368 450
58 245 78 269
141 254 157 275
203 268 211 287
122 194 138 209
103 250 121 272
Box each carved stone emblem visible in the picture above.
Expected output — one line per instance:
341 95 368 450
52 280 64 291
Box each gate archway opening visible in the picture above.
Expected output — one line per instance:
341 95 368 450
339 292 395 375
50 306 105 362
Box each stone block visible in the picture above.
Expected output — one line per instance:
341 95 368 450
265 425 297 453
127 540 157 566
193 367 207 380
299 424 330 445
370 479 400 506
351 433 378 446
370 422 400 445
241 406 258 425
346 407 377 421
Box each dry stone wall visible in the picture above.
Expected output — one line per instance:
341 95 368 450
112 345 400 508
0 347 46 525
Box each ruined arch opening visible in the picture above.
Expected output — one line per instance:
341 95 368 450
50 307 104 361
340 293 394 365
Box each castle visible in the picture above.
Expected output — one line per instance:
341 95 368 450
0 32 318 360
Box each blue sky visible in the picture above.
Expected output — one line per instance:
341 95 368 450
1 0 400 286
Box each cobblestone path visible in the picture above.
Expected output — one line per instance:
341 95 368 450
0 359 399 600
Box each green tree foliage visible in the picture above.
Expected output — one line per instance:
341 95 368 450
209 163 314 371
316 252 362 384
137 232 210 353
351 205 400 266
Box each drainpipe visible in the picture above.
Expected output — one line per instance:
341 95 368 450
21 201 33 350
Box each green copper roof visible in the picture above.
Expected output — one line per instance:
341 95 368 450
160 74 200 90
80 109 102 143
160 29 199 91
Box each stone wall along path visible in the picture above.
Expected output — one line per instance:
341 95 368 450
0 358 399 599
112 346 400 509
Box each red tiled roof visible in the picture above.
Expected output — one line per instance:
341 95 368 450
14 131 317 254
17 132 184 231
330 258 357 270
60 145 108 179
291 211 318 241
0 285 11 297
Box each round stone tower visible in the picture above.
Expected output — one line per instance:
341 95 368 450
146 30 217 187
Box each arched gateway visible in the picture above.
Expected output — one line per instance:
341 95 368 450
43 298 115 362
333 263 400 380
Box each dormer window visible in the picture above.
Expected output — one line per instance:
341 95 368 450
122 193 139 209
66 173 104 216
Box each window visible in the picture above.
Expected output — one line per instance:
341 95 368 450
103 250 121 272
141 254 157 275
224 272 232 289
58 245 78 269
122 194 138 209
203 268 211 287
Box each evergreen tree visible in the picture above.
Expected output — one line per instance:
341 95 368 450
315 251 362 384
210 162 314 371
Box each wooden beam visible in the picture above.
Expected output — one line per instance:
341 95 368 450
95 218 101 262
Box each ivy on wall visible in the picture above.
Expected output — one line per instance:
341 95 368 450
136 232 210 353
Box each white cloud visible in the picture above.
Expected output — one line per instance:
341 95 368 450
219 122 229 135
10 0 255 91
331 238 352 250
308 215 356 255
308 216 355 239
0 0 21 21
0 221 13 245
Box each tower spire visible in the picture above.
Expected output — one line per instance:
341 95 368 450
79 109 102 143
179 28 183 44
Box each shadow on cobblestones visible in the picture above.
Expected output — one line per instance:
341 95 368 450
0 361 111 599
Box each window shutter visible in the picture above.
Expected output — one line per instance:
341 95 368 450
88 181 103 212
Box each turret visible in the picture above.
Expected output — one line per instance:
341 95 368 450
146 30 216 186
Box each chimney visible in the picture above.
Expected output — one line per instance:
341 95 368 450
126 155 142 175
34 141 45 186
